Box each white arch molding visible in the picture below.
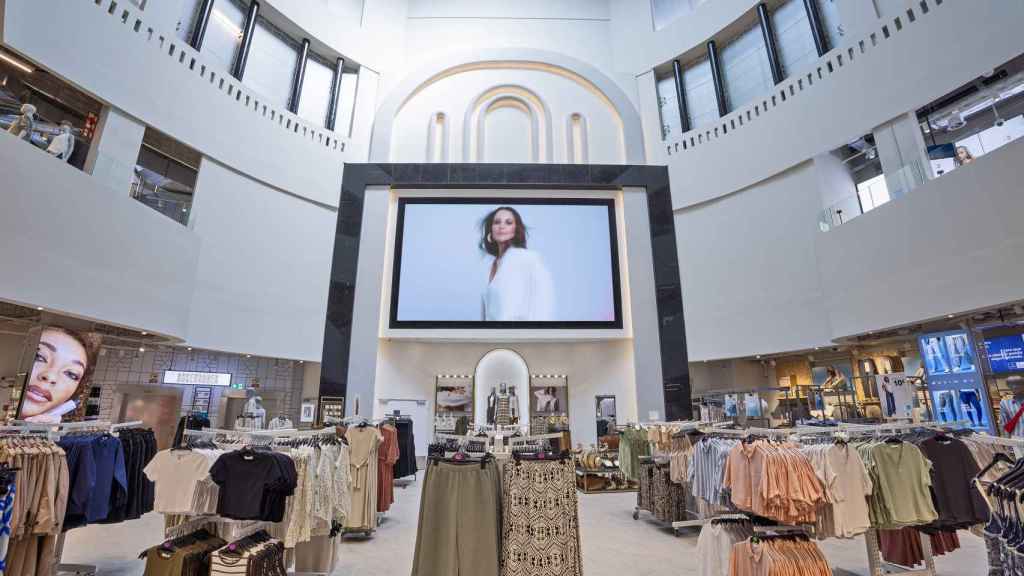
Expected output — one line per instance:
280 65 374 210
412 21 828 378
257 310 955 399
465 85 553 163
371 48 646 164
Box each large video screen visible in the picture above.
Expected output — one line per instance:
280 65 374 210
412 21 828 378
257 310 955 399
985 334 1024 374
390 198 622 328
919 330 977 377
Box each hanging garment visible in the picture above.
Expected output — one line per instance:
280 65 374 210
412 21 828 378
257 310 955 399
139 529 226 576
1 438 70 576
345 426 383 531
697 521 752 576
377 424 400 513
393 419 418 479
411 458 502 576
208 450 298 522
501 458 582 576
728 537 832 576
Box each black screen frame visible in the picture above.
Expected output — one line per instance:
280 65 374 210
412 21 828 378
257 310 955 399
389 196 624 330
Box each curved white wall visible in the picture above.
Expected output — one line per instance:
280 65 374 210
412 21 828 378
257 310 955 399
2 0 362 207
0 133 199 340
389 66 625 164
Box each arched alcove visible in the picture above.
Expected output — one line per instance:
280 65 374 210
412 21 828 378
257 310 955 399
465 85 551 163
473 348 531 430
426 111 448 162
373 48 645 164
567 113 589 164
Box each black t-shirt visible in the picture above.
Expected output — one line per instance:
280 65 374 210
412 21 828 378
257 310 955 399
209 450 297 521
919 437 989 529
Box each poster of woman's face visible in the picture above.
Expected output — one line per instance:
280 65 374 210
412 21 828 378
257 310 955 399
17 326 101 423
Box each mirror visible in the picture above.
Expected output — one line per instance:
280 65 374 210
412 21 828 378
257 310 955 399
474 348 531 431
595 395 616 440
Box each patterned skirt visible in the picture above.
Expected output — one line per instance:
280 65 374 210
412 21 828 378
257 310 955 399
501 459 583 576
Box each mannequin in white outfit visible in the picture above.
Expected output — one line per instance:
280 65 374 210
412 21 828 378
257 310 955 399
46 122 75 162
479 206 554 321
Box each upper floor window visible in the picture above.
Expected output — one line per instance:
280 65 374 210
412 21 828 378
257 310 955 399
204 0 246 74
175 0 205 44
651 0 713 31
682 58 718 130
720 24 773 112
297 55 335 128
656 74 681 140
816 0 844 51
131 128 201 227
771 0 817 79
243 19 300 109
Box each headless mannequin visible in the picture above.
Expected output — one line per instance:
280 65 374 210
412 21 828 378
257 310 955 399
46 122 75 161
7 104 36 141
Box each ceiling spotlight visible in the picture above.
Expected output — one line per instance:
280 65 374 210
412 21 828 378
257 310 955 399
138 347 146 353
35 306 43 311
947 314 955 319
299 360 304 364
246 354 252 358
141 331 148 335
187 347 193 351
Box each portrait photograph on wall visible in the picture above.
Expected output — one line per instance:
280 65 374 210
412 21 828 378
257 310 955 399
15 324 102 423
390 197 622 328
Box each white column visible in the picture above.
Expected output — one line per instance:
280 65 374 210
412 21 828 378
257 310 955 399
85 106 145 196
872 111 932 199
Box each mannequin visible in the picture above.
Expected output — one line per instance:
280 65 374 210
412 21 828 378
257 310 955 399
508 386 519 425
486 388 497 425
241 391 267 430
822 366 848 392
494 382 511 427
999 376 1024 438
6 103 36 141
46 121 75 162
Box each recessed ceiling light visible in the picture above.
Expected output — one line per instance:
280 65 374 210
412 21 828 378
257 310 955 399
187 347 193 351
947 314 955 319
35 306 43 311
138 347 146 353
141 331 148 335
246 354 252 358
299 360 304 364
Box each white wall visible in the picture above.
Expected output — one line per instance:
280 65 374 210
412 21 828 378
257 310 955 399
817 138 1024 339
374 340 638 448
675 161 833 361
185 159 336 361
3 0 351 207
661 0 1024 211
0 132 200 339
260 0 408 74
396 1 632 107
390 67 625 164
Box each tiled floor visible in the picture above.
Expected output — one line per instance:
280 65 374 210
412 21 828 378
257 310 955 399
62 475 989 575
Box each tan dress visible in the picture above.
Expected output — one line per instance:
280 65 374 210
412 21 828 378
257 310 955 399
345 426 382 531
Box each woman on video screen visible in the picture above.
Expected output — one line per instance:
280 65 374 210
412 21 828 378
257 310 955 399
480 206 554 321
18 326 99 423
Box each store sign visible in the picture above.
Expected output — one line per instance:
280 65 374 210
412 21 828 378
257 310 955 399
163 371 231 387
875 372 914 419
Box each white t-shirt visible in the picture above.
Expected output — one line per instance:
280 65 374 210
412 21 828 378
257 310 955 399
143 450 215 514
